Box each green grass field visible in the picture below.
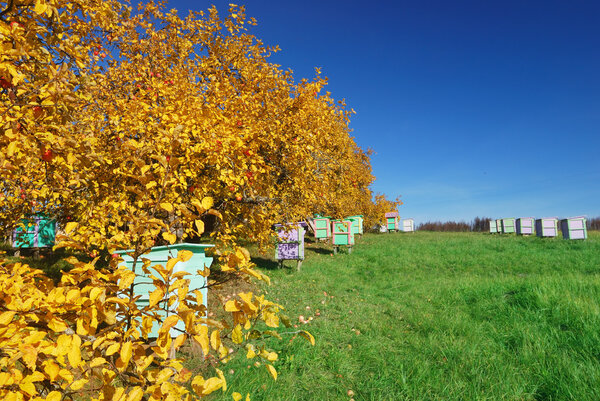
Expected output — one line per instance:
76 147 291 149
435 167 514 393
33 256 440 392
212 231 600 401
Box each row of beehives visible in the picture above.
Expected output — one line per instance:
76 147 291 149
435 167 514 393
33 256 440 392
490 217 588 239
383 212 414 232
274 212 412 270
275 215 364 270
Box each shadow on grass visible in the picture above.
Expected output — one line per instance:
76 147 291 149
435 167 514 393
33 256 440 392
251 256 281 270
306 246 333 255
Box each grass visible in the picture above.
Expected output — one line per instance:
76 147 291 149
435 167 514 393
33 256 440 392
209 231 600 401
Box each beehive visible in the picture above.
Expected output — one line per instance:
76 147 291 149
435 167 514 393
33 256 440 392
274 222 307 269
115 243 214 338
385 212 399 232
516 217 535 235
12 215 56 248
489 219 499 233
560 217 587 240
501 218 516 234
535 218 558 238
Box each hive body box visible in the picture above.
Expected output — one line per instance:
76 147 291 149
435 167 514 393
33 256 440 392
12 215 56 249
560 217 587 240
489 220 499 233
402 218 415 232
496 219 502 234
501 218 516 233
331 220 355 253
115 243 214 338
385 212 399 232
274 223 306 270
314 217 331 240
516 217 535 235
347 215 364 236
535 218 558 238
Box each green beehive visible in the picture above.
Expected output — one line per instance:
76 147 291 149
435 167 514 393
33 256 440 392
385 212 399 232
501 218 516 233
347 215 364 236
115 243 214 338
12 215 56 248
314 217 331 240
331 220 354 253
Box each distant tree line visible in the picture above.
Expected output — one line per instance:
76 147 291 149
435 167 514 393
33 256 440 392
418 217 600 232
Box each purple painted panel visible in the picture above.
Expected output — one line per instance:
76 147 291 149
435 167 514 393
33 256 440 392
542 220 555 228
277 228 299 242
385 212 399 218
277 243 300 259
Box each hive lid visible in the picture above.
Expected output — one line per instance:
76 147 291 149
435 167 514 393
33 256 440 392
114 242 215 255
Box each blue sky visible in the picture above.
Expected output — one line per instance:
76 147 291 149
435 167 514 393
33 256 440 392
171 0 600 223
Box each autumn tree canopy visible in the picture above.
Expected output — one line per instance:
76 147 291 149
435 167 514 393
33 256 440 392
0 0 400 399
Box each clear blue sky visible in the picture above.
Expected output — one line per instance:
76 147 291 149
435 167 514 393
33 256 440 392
171 0 600 223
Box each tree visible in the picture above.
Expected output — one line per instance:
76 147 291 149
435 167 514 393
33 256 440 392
0 1 395 399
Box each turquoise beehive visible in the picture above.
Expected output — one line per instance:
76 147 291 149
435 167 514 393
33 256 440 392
115 243 214 338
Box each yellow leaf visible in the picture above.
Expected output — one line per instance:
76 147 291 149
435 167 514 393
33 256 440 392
224 300 239 312
0 311 16 325
210 330 221 350
246 345 256 359
6 141 17 157
148 287 164 308
43 361 60 381
266 364 277 381
201 377 224 395
231 324 243 344
106 342 120 356
70 379 87 390
160 315 179 332
299 330 316 346
46 391 62 401
19 380 36 396
118 270 135 290
193 326 209 356
90 357 107 368
177 249 193 262
264 311 279 328
201 196 214 209
121 341 133 365
232 393 242 401
162 231 176 244
126 387 144 401
68 336 82 367
173 334 186 350
194 219 205 234
65 222 78 234
34 0 47 15
160 202 173 212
